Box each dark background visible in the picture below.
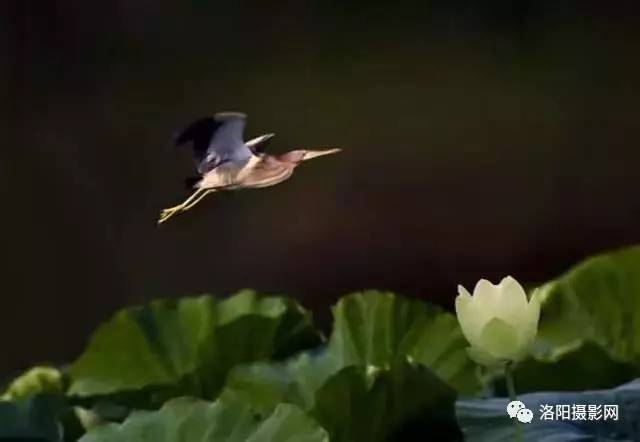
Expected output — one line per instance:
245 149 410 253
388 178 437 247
2 1 639 377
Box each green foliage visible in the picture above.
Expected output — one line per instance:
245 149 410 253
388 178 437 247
5 245 640 441
535 245 640 361
225 357 459 442
0 394 64 441
222 291 469 442
457 379 640 441
1 366 64 401
512 246 640 392
69 290 321 400
78 398 329 442
329 291 480 394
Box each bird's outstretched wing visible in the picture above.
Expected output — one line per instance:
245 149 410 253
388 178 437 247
173 112 253 174
245 133 275 154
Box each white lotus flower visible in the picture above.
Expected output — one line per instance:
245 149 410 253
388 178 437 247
455 276 541 366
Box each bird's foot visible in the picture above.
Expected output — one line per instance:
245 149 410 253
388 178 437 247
157 205 184 225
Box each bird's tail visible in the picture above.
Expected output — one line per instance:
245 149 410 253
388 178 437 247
185 176 202 189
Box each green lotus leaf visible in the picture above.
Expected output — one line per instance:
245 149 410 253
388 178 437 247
1 366 64 401
221 291 472 441
223 353 458 442
78 397 329 442
513 245 640 392
535 245 640 361
329 291 480 394
0 394 65 441
69 290 321 400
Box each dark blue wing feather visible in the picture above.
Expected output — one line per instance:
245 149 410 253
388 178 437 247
173 112 252 174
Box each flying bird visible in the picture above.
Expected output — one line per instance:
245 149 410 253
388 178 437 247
158 112 340 224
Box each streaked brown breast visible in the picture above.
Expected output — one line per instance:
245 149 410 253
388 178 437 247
235 155 295 189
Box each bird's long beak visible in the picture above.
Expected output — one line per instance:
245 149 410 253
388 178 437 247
303 148 341 161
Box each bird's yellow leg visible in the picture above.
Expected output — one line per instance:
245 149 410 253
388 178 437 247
158 188 206 224
181 188 217 211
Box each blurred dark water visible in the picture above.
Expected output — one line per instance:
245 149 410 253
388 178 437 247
1 1 639 376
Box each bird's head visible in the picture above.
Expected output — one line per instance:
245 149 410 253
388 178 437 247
278 148 341 165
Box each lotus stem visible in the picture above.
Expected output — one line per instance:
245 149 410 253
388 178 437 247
505 362 523 442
